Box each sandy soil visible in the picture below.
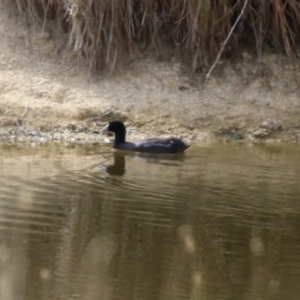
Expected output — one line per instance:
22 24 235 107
0 2 300 146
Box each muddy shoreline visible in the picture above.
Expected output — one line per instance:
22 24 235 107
0 112 297 148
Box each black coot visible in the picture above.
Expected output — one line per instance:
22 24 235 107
101 120 190 154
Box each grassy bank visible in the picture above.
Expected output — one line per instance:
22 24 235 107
10 0 300 72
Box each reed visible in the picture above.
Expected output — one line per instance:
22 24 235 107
11 0 300 72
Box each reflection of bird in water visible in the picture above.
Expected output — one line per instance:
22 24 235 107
105 152 126 176
101 120 190 154
104 150 186 177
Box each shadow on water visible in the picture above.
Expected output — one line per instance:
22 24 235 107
104 151 186 176
0 144 300 299
105 152 126 176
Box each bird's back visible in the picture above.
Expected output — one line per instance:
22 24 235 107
132 137 189 153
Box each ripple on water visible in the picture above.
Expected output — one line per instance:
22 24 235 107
0 144 299 300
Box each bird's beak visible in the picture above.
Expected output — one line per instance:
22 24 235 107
100 124 109 134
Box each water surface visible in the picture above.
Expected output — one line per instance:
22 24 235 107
0 143 300 300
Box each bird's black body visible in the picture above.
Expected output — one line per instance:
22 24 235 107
101 121 190 154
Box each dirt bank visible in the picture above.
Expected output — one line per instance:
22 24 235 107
0 3 300 147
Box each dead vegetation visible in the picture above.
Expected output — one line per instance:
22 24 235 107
7 0 300 73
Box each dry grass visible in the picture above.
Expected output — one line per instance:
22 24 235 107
10 0 300 72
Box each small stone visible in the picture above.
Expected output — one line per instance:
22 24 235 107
252 128 270 138
261 119 282 131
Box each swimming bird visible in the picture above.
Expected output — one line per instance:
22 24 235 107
101 120 190 154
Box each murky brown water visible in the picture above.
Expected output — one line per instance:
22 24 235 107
0 143 300 300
